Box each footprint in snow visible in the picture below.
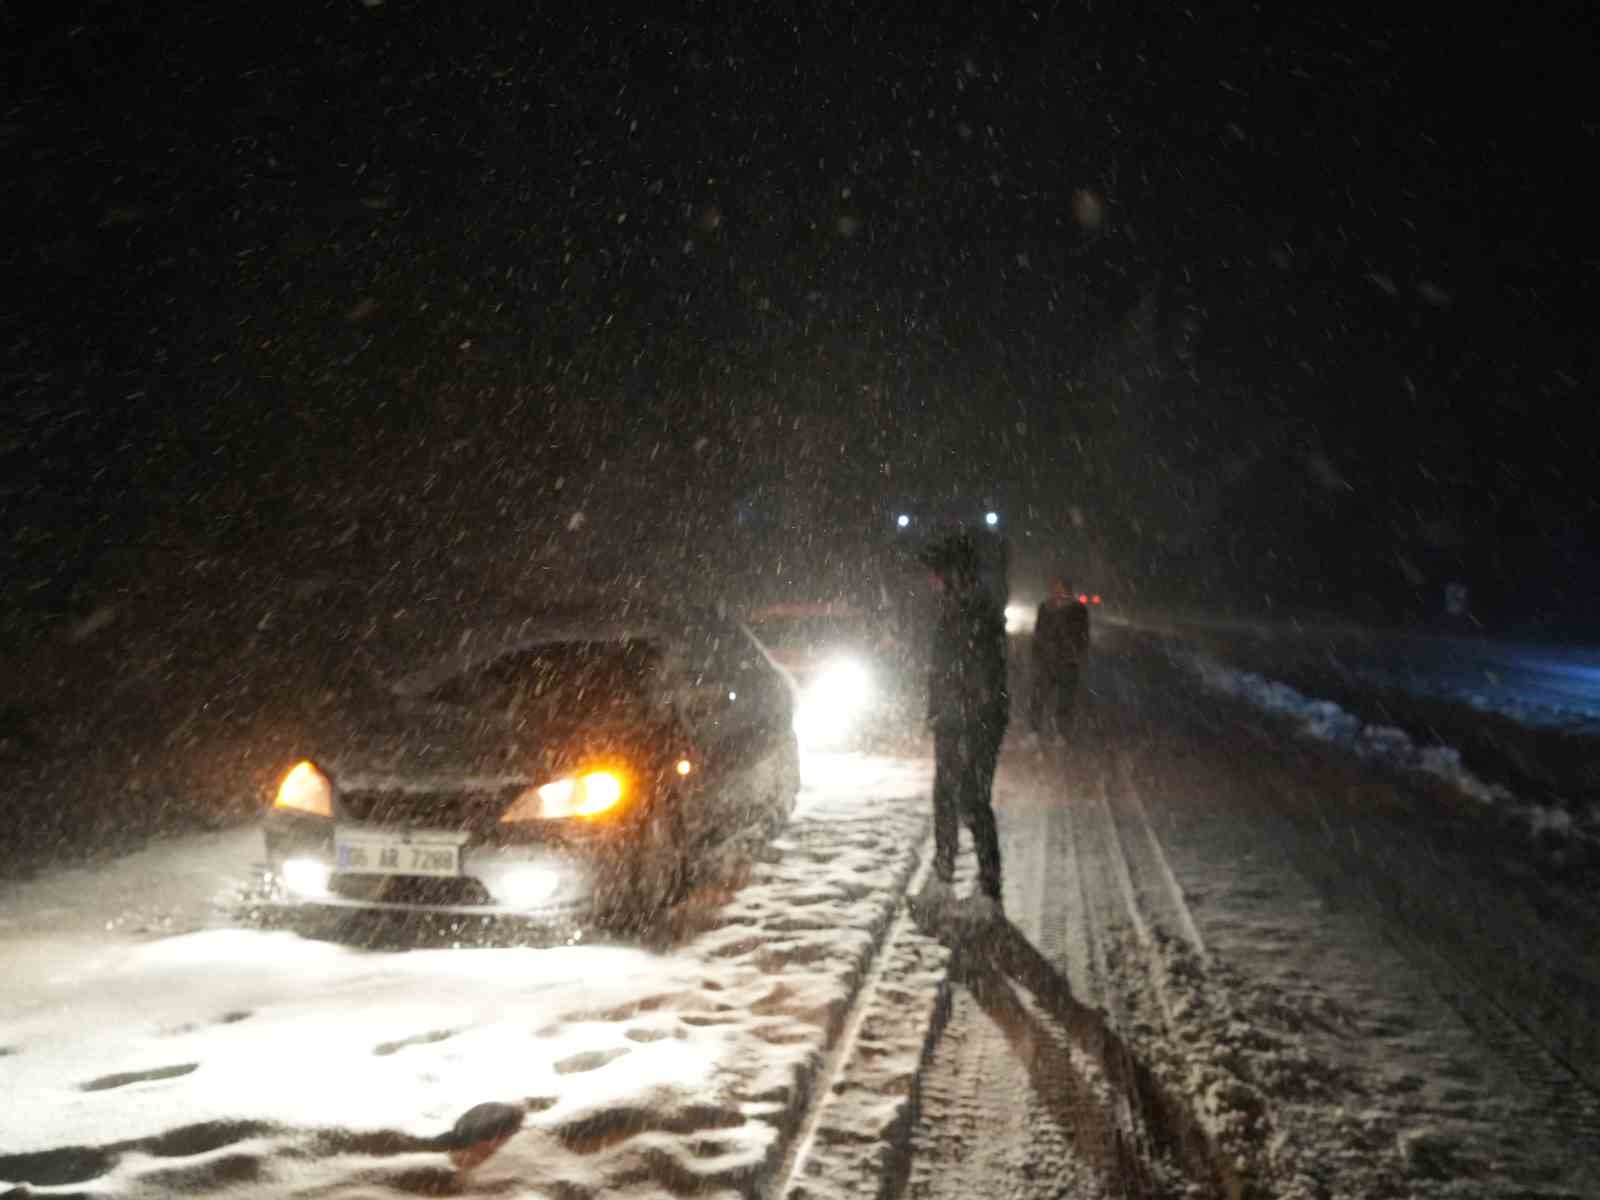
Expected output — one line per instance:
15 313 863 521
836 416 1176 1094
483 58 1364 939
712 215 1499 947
554 1047 630 1075
374 1029 457 1057
80 1063 198 1092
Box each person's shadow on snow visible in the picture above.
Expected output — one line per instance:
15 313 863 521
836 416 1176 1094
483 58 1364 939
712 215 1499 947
918 904 1256 1200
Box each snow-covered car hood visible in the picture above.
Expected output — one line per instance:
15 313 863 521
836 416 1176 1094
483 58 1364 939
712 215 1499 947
291 605 736 785
307 691 666 785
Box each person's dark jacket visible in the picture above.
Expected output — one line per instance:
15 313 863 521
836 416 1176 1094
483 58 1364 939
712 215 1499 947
927 584 1009 735
1033 598 1090 670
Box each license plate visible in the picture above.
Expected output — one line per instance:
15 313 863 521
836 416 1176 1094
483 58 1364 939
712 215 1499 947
335 830 465 877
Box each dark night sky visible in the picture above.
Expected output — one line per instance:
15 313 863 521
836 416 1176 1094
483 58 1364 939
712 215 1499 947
3 0 1596 642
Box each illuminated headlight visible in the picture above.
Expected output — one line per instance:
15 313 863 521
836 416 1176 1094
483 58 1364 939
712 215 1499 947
274 761 333 817
1004 604 1034 634
795 657 873 745
500 769 626 823
281 857 332 898
810 657 872 709
495 865 564 908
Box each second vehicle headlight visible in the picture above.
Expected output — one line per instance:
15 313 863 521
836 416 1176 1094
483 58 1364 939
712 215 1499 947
809 657 873 710
500 769 626 822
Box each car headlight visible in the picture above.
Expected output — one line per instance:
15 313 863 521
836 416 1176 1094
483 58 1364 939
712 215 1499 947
809 657 872 710
280 857 332 898
274 760 333 817
500 769 626 823
1004 604 1034 634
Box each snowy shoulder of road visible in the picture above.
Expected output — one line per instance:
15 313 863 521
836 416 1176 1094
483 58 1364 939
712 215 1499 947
0 753 932 1199
1187 655 1597 841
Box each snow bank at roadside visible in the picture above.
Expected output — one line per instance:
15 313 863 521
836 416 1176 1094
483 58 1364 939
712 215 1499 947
0 753 932 1199
1189 657 1584 840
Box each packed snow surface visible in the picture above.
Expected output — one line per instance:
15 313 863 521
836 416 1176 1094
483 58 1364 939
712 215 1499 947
0 754 931 1198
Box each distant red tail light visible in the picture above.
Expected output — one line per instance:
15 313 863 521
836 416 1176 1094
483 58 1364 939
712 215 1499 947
1091 594 1102 605
1077 594 1089 604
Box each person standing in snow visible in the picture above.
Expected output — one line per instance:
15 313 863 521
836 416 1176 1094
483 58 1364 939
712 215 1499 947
918 531 1009 917
1029 577 1091 743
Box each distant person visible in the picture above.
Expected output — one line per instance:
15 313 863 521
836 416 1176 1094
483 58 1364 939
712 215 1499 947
1029 577 1091 743
918 531 1009 918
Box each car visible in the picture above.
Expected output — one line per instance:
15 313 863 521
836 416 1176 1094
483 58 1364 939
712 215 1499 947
746 600 917 745
262 599 801 930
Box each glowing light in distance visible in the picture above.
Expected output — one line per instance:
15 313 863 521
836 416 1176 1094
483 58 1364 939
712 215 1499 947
1004 603 1035 634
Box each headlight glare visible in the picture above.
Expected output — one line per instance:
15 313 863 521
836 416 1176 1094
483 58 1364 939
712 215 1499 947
274 761 333 817
811 657 872 710
574 770 623 813
536 778 576 811
281 857 332 898
795 656 874 747
501 769 626 822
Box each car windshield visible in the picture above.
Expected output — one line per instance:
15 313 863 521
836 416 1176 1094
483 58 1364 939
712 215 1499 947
419 639 661 720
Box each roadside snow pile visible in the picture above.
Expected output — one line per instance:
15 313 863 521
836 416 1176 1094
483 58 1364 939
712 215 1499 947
0 754 933 1200
1188 657 1585 840
1192 657 1509 801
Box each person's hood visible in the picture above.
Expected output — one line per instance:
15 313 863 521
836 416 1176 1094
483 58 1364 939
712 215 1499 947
917 532 980 581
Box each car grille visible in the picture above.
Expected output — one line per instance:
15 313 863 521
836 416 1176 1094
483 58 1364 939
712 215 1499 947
337 787 520 829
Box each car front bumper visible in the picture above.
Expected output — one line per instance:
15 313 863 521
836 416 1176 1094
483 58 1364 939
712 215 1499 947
262 810 624 916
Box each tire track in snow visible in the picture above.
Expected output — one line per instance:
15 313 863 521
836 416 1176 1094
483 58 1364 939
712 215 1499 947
1120 753 1209 967
901 764 1091 1200
1081 765 1193 1196
902 751 1243 1200
774 831 944 1200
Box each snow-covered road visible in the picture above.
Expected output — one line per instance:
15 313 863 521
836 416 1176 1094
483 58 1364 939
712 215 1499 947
1 757 944 1198
5 629 1599 1198
903 630 1599 1199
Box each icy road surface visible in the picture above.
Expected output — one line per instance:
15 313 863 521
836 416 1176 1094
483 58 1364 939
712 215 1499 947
6 629 1600 1198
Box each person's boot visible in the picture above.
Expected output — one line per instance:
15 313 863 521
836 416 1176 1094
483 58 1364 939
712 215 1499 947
914 872 954 917
970 879 1005 922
